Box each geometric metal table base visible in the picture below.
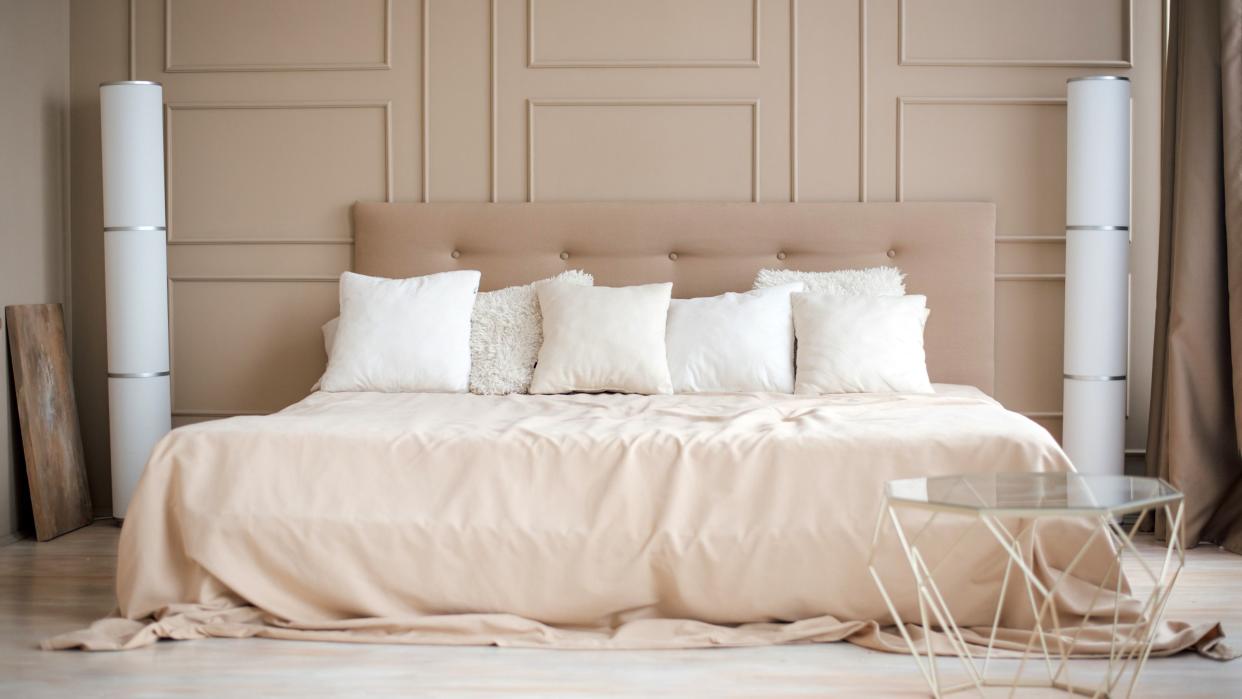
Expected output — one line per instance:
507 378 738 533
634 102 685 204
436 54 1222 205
868 474 1185 699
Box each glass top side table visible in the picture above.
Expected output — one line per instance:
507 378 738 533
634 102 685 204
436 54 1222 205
868 472 1185 699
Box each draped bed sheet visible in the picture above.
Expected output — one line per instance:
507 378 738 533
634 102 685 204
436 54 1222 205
46 386 1230 656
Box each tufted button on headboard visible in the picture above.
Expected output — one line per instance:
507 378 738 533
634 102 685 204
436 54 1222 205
352 202 996 393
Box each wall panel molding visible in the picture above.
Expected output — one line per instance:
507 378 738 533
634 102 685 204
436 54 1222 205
490 0 498 202
165 100 393 242
421 0 431 201
168 278 336 417
526 0 760 68
128 0 137 79
857 0 868 202
168 238 355 246
168 276 341 283
996 236 1067 244
526 98 761 203
901 96 1073 423
164 0 393 72
789 0 798 202
897 0 1132 68
895 96 1066 203
996 274 1066 282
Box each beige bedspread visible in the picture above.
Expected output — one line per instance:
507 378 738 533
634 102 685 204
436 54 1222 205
46 386 1230 656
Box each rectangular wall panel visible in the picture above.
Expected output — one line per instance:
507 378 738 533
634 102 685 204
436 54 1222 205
996 240 1065 276
901 99 1070 420
166 0 390 71
900 0 1129 66
529 0 757 67
427 0 491 201
529 100 757 202
995 282 1066 414
170 281 338 414
167 243 351 278
899 99 1067 236
794 0 861 201
167 103 390 241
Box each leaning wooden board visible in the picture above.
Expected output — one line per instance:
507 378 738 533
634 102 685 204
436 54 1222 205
5 304 91 540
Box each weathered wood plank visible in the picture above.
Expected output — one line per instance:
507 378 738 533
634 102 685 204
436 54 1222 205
4 304 91 541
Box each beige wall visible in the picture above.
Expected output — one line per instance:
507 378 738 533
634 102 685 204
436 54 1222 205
68 0 1160 515
1 0 71 539
69 0 134 516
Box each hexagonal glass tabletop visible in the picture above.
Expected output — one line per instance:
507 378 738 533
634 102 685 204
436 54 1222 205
884 472 1182 516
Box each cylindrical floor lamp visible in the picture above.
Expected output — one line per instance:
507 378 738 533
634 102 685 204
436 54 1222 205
100 80 172 520
1063 76 1130 477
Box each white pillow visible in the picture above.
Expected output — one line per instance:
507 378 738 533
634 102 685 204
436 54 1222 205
792 293 933 395
469 270 593 395
319 270 480 393
319 271 594 395
754 266 905 296
666 284 803 393
529 283 674 395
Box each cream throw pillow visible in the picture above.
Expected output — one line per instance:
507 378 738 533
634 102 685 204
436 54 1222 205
754 266 905 296
320 270 480 393
666 283 803 393
530 282 674 395
792 293 933 395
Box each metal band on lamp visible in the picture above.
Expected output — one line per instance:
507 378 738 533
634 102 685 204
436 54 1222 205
100 81 172 519
1063 76 1130 476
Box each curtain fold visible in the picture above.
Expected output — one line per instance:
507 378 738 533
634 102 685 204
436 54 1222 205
1147 0 1242 553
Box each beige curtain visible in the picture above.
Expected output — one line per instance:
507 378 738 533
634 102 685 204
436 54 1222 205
1147 0 1242 552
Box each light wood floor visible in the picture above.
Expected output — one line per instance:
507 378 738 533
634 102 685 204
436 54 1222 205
1 523 1238 698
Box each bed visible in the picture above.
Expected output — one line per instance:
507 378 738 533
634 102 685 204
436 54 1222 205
46 203 1222 654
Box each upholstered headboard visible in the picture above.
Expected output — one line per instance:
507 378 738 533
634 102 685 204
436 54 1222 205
352 202 996 393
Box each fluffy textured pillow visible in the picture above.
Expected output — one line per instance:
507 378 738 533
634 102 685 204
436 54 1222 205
792 293 933 395
666 283 803 393
469 270 593 394
529 282 674 395
754 266 905 296
319 270 480 393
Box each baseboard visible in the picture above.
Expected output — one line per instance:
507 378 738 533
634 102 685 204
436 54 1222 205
0 531 23 547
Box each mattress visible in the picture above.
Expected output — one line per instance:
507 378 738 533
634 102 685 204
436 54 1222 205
46 386 1225 654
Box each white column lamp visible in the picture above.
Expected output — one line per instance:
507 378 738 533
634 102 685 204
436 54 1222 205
1063 76 1130 476
99 80 172 519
